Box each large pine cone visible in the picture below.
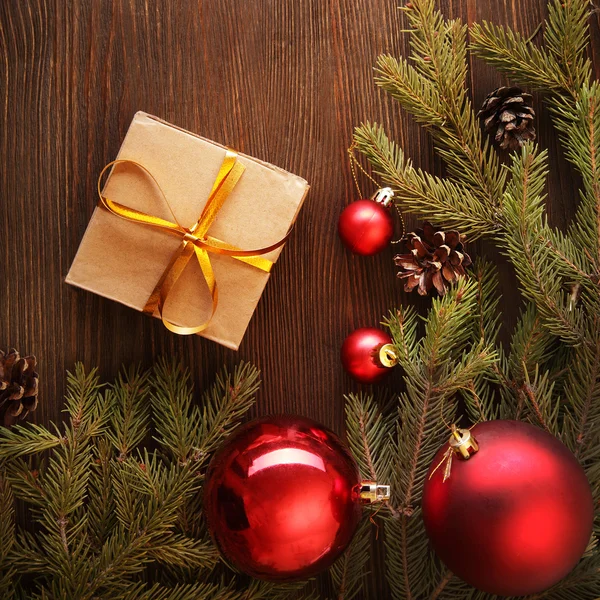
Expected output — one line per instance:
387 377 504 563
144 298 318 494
394 222 472 296
477 86 536 151
0 350 39 427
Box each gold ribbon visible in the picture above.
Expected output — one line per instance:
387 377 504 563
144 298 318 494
97 150 289 335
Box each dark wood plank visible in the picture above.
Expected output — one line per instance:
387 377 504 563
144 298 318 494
0 1 595 597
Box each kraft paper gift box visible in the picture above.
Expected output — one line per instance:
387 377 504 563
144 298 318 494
66 111 309 350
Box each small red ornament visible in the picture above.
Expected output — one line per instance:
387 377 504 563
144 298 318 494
338 188 395 255
204 415 371 581
422 420 594 597
341 327 397 384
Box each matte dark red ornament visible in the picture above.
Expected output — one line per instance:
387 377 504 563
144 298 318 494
338 189 395 255
422 420 594 597
341 327 396 384
204 415 363 581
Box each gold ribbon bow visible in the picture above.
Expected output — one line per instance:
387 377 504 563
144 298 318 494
97 149 289 335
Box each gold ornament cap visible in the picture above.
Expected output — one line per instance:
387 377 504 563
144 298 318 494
378 343 398 368
358 480 391 504
449 427 479 460
371 187 394 207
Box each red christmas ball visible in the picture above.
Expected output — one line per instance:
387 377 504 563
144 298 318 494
422 420 594 596
341 327 394 384
338 199 394 255
204 415 363 581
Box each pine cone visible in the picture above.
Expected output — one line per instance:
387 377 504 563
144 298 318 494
0 350 39 427
477 86 536 150
394 222 472 296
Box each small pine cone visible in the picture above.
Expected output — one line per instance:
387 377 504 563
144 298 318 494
0 350 39 427
394 222 472 296
477 86 536 151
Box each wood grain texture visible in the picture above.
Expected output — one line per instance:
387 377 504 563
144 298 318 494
1 1 599 597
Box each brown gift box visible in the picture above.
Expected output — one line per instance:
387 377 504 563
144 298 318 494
66 112 309 350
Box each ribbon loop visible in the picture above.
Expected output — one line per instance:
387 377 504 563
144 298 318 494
97 151 288 335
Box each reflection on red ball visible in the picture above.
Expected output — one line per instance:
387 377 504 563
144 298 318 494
338 199 394 255
422 420 594 596
204 415 362 581
341 327 393 384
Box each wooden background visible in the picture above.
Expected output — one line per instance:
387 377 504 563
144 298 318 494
2 1 599 597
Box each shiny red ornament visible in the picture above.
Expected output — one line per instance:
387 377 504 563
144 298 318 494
341 327 395 384
204 415 363 581
422 420 594 597
338 198 394 255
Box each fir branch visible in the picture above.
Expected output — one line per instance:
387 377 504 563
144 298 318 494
383 304 420 368
520 364 561 434
461 259 503 422
151 359 259 466
385 281 497 599
245 580 320 600
87 438 115 548
330 518 372 600
0 474 16 599
507 304 554 386
502 144 588 346
0 424 63 459
64 364 108 439
195 361 261 460
469 21 570 93
108 581 244 600
561 327 600 464
354 122 497 238
392 1 505 209
150 359 201 464
4 458 49 506
345 392 396 485
470 258 502 347
35 428 92 565
544 0 592 92
385 508 431 600
105 365 150 461
393 280 483 512
429 569 454 600
553 84 600 273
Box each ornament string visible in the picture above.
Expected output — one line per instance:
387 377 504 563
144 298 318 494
347 142 406 241
97 151 291 335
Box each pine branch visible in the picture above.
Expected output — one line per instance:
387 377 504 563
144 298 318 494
87 438 115 549
552 84 600 275
502 144 588 346
561 327 600 465
469 21 570 93
0 473 16 599
519 364 561 434
383 304 420 368
0 424 63 459
384 281 498 599
245 580 320 600
64 364 108 439
391 1 505 209
344 392 397 485
544 0 592 92
460 259 503 422
470 258 502 348
330 518 372 600
385 508 431 600
354 123 497 239
151 359 259 466
107 581 244 600
105 365 150 461
507 304 555 386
